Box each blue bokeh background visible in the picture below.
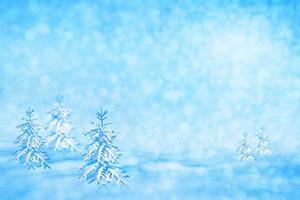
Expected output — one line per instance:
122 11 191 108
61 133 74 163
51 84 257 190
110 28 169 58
1 0 300 199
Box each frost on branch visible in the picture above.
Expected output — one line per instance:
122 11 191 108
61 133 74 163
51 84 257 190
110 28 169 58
237 134 255 161
45 97 79 151
80 108 128 186
14 108 50 169
255 128 272 156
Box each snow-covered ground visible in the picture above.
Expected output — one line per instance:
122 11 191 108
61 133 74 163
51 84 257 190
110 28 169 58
1 148 299 200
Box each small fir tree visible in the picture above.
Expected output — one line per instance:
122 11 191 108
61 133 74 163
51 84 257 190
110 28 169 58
255 128 272 156
14 108 50 169
80 108 128 185
237 134 255 161
45 96 79 151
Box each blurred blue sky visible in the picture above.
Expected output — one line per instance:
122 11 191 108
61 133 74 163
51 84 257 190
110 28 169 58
1 0 300 160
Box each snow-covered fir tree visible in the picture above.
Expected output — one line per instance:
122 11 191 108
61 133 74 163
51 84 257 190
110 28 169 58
80 108 128 185
45 96 79 151
237 134 255 161
255 128 272 156
14 108 50 169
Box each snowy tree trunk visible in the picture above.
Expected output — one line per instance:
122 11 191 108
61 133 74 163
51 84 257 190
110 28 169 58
237 135 255 162
80 109 128 186
45 100 79 152
14 108 50 169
